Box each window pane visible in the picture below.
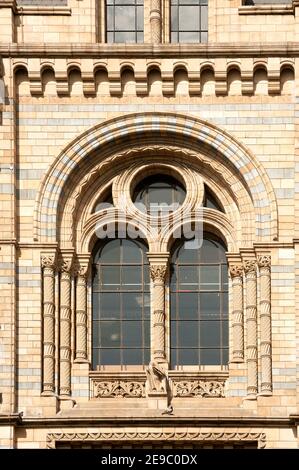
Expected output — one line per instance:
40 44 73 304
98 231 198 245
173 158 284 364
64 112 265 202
222 348 229 365
178 348 199 365
200 348 220 365
178 265 198 289
179 6 199 30
100 321 121 347
100 293 120 319
137 6 143 30
200 265 220 290
122 266 142 289
144 321 150 347
201 31 208 43
122 321 142 347
200 321 220 348
171 6 178 30
107 6 114 30
122 239 142 263
179 32 200 42
107 31 114 43
137 32 144 42
171 32 178 43
200 293 220 320
178 321 198 347
114 31 136 42
122 349 143 365
101 266 120 289
115 6 135 30
201 5 208 29
122 293 142 319
222 320 229 347
100 348 121 365
99 239 121 263
178 292 198 319
144 348 150 363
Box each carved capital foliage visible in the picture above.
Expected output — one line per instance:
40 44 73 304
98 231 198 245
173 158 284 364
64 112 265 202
173 380 225 398
258 255 271 269
150 264 167 282
41 254 56 269
243 259 256 274
60 258 73 274
94 380 145 399
74 262 89 278
229 264 243 278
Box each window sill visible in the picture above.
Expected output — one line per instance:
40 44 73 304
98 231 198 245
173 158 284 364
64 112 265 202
16 6 71 15
238 3 297 15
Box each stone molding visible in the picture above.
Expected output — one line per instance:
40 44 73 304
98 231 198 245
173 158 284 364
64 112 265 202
46 431 267 448
93 381 146 399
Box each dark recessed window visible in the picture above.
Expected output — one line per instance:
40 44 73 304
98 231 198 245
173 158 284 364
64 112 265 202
170 233 228 367
106 0 144 43
133 174 186 214
203 185 224 212
171 0 208 44
92 238 150 367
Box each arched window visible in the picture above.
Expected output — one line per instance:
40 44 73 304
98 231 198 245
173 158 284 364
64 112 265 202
170 233 228 367
92 238 150 368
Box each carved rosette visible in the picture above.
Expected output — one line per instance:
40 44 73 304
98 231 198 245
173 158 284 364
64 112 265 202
258 255 272 395
173 380 225 398
59 257 73 396
150 263 167 362
75 261 89 362
41 254 57 394
229 263 244 362
94 380 146 398
243 259 258 398
150 0 161 44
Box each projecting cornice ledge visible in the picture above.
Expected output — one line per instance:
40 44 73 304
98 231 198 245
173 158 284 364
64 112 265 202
0 43 299 58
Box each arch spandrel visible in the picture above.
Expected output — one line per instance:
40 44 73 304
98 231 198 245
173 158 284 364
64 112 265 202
34 112 278 250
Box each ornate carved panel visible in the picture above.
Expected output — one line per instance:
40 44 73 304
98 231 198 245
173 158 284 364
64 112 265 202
173 380 225 398
94 380 146 398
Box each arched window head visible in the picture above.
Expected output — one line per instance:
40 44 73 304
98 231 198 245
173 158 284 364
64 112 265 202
133 174 186 214
203 185 224 213
92 238 150 368
170 233 228 367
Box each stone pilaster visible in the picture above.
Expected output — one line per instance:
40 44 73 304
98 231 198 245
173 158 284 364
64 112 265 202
41 253 57 395
244 258 258 399
258 254 272 396
59 255 73 396
229 263 244 363
74 258 89 363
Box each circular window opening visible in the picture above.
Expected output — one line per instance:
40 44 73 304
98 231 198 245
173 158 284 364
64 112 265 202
133 174 186 215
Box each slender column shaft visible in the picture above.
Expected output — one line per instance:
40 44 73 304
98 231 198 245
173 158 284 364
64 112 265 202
244 259 258 399
229 264 244 362
150 0 162 44
75 264 88 361
150 264 167 362
258 255 272 396
59 259 72 396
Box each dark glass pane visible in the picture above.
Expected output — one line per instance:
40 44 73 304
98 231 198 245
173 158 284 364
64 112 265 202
178 348 199 365
179 31 200 43
171 348 178 367
200 321 220 348
222 264 229 287
100 348 121 365
100 293 120 319
122 349 143 365
144 266 150 287
122 292 142 319
201 31 208 43
122 266 142 289
222 348 229 365
171 320 177 347
93 320 100 346
170 293 176 316
137 6 143 30
144 348 150 364
100 321 120 347
115 6 135 30
171 6 178 30
200 265 220 290
92 292 100 319
122 321 142 347
201 6 208 30
179 6 199 30
107 7 114 30
200 293 220 320
144 321 150 347
144 294 151 316
99 239 121 263
178 321 198 347
122 239 142 263
133 175 185 212
200 239 226 263
222 320 229 348
114 31 136 42
178 292 198 319
101 266 120 289
175 244 199 263
200 348 220 365
92 348 100 366
178 265 198 289
222 292 228 317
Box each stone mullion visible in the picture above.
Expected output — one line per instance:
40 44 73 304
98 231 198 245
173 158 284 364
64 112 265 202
150 0 162 44
41 254 57 395
258 255 272 396
229 264 244 363
149 261 168 364
59 258 73 396
244 259 258 399
75 262 89 362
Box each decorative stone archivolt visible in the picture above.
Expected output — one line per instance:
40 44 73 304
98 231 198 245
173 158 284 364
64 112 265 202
46 431 267 449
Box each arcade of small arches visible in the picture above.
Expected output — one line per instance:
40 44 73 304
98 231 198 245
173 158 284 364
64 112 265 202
38 113 275 402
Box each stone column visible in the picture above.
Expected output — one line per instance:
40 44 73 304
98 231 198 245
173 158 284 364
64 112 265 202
229 263 244 362
244 259 258 399
150 0 162 44
258 255 272 396
59 256 73 396
148 254 169 364
41 253 57 395
74 259 89 362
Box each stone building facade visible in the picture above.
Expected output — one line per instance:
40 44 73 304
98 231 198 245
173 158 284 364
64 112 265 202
0 0 299 449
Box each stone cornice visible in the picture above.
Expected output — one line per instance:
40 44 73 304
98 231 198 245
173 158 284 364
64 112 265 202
0 42 299 58
16 6 71 15
239 0 299 16
0 413 22 425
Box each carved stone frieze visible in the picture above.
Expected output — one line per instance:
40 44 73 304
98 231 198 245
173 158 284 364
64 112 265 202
173 380 225 398
93 380 146 398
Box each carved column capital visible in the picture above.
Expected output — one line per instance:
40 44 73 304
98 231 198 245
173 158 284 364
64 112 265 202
150 264 167 283
74 258 90 278
41 254 57 270
229 264 243 278
60 258 73 274
243 259 257 274
258 255 271 269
